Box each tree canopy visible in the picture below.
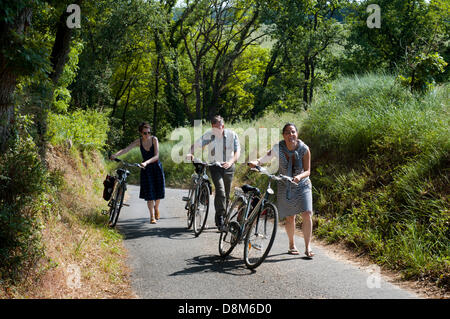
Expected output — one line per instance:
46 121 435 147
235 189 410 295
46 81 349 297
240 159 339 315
0 0 448 150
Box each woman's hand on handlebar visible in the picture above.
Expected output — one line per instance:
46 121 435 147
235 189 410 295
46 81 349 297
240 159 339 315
247 161 259 168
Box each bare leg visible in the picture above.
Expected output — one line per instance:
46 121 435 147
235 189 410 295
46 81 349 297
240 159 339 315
302 211 314 256
154 200 160 219
147 200 156 223
285 215 297 251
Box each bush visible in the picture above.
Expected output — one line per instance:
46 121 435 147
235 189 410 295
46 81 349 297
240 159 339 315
0 117 48 284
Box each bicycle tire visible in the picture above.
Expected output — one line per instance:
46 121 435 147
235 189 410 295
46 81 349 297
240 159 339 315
218 197 245 257
186 184 195 229
109 184 125 228
193 183 210 237
243 201 278 269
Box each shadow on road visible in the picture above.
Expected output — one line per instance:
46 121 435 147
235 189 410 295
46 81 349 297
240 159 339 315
118 218 196 241
169 254 256 277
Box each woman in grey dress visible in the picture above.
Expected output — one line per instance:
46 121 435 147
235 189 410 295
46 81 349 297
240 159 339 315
249 123 314 257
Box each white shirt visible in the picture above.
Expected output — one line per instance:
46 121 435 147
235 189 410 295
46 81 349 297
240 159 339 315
194 129 240 163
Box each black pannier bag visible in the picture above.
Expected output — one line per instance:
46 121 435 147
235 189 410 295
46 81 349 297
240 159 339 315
103 175 116 201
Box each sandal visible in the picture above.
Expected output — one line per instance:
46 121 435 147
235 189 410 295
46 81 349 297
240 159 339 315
304 250 315 258
155 208 160 220
150 218 157 224
288 248 300 255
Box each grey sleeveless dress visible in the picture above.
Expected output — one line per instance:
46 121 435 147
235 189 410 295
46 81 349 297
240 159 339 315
272 140 313 218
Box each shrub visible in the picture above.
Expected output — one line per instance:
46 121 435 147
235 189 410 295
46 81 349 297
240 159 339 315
0 116 48 284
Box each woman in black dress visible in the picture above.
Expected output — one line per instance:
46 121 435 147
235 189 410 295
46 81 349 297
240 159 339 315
111 122 165 224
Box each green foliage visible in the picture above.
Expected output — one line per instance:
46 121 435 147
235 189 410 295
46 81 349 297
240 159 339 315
397 52 448 93
344 0 449 77
304 74 449 285
52 41 83 113
47 109 110 150
0 114 48 284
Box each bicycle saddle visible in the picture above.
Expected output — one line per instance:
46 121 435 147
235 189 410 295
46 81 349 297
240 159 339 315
241 184 260 195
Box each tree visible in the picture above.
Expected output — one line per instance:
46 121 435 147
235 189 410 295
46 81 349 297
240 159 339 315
0 0 80 154
0 1 35 152
344 0 449 75
260 0 345 109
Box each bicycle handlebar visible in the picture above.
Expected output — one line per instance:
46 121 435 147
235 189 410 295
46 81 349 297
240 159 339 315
113 158 143 169
248 163 298 185
191 158 223 168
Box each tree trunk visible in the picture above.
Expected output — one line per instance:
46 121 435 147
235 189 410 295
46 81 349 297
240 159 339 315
194 66 202 120
309 59 315 106
122 85 132 133
153 56 160 135
49 8 75 84
0 7 32 152
303 56 310 109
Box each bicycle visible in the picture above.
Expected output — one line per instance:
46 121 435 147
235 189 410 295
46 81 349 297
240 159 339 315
182 158 221 237
106 158 142 228
218 164 297 269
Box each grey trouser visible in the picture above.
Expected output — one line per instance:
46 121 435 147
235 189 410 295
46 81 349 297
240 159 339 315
209 165 235 225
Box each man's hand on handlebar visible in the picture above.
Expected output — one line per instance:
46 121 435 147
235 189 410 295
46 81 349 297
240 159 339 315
221 161 233 169
247 160 259 168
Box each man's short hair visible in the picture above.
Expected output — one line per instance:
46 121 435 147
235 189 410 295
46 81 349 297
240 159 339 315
211 115 224 126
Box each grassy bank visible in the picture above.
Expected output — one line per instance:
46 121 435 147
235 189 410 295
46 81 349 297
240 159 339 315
301 74 449 289
1 111 134 298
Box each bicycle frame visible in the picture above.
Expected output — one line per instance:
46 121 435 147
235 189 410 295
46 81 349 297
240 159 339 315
230 180 273 240
188 165 211 203
223 165 294 244
107 158 141 227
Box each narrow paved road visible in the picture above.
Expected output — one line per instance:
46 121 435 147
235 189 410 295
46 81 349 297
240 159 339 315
117 186 417 299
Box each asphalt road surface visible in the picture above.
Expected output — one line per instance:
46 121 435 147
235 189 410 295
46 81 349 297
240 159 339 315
117 186 418 299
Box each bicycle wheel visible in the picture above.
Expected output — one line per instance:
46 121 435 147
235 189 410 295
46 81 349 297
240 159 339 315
109 184 125 228
218 197 245 257
243 201 278 269
186 183 195 229
193 183 210 237
187 206 194 229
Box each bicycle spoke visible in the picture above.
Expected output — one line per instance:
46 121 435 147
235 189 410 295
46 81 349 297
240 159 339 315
194 184 210 236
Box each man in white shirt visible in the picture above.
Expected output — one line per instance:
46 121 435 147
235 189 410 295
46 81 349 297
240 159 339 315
187 115 240 230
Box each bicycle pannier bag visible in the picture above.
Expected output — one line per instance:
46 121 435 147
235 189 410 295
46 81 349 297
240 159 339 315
103 175 116 201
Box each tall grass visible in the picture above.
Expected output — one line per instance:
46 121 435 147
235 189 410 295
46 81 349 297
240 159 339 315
117 111 307 189
303 74 449 288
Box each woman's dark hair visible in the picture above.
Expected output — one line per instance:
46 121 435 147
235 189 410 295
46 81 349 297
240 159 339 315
138 122 151 133
282 123 298 134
